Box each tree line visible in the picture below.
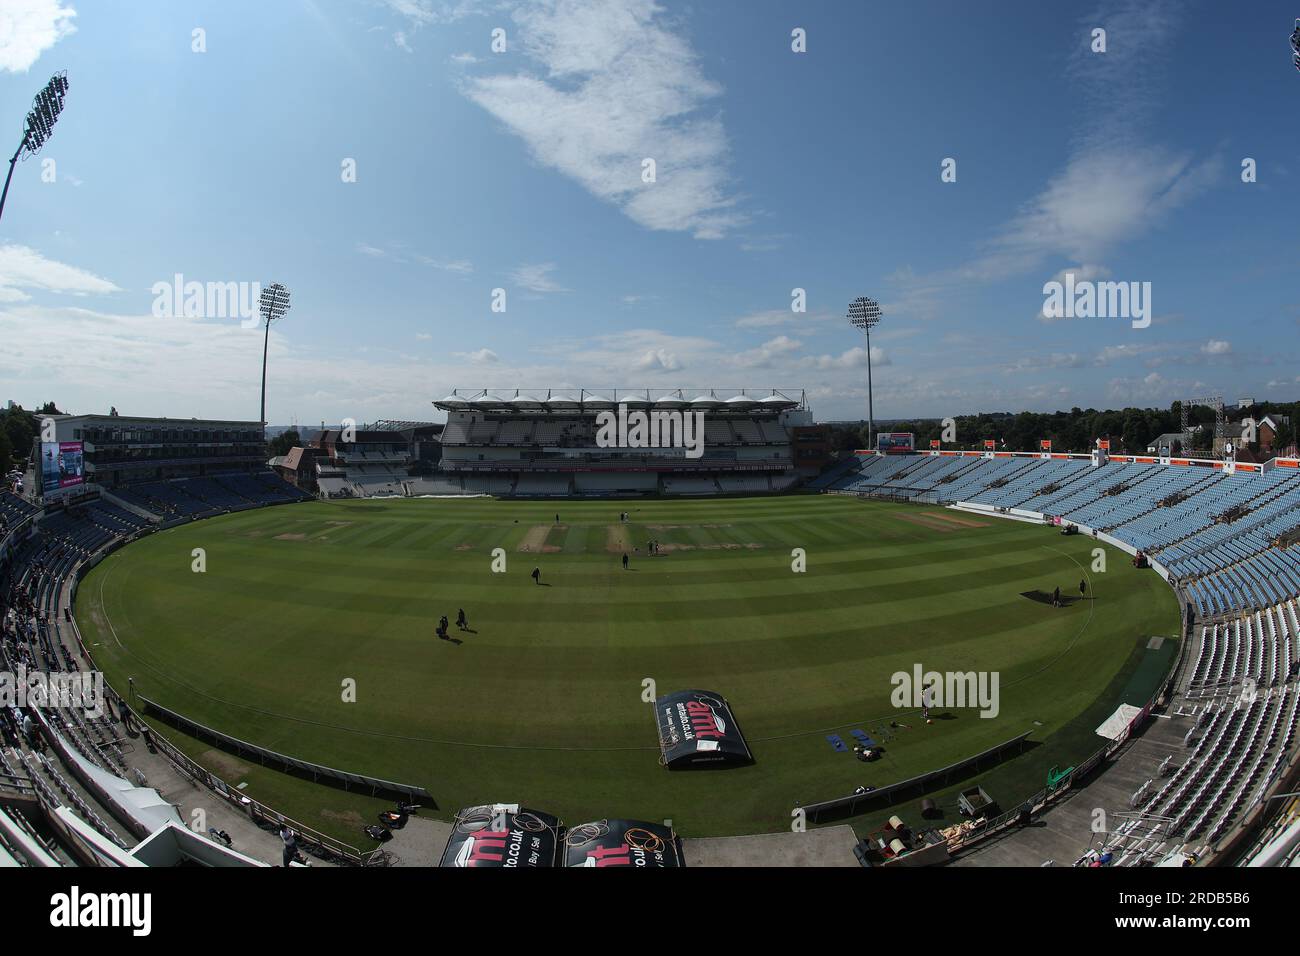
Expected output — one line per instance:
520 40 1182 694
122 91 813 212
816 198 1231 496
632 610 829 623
825 400 1300 457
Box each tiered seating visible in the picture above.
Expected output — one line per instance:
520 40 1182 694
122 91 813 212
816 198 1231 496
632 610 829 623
827 455 898 494
1 490 39 526
703 420 734 446
85 501 150 536
1187 600 1300 699
461 475 515 495
467 421 498 443
496 420 534 444
804 456 862 490
513 475 571 496
824 454 1300 620
440 420 471 444
663 476 720 495
406 475 466 495
717 475 770 493
572 472 657 493
532 421 563 446
107 472 308 516
937 457 1035 502
1029 466 1119 516
974 459 1067 508
1012 459 1100 511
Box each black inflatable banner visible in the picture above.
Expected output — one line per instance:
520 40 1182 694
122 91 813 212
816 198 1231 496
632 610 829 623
564 819 684 867
439 804 561 868
654 689 753 768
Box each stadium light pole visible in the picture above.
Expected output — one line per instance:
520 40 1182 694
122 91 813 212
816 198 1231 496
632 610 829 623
0 72 70 225
846 296 883 451
258 283 291 436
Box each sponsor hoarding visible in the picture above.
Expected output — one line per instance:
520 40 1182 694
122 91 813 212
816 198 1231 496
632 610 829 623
564 819 683 867
655 689 753 768
876 432 914 454
438 804 561 868
41 441 84 491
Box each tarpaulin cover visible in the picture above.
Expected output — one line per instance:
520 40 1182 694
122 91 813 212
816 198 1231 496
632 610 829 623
655 689 752 768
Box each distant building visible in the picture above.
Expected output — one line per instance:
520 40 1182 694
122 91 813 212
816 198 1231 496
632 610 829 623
41 413 266 490
271 445 321 493
1255 414 1290 454
1147 429 1197 456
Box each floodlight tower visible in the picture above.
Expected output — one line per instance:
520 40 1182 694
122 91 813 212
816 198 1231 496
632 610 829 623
0 72 70 224
846 296 883 451
258 283 291 434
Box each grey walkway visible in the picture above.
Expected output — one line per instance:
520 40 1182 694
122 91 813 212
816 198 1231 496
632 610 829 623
684 824 859 867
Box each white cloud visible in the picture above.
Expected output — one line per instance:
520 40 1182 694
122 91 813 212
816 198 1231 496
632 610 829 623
393 31 412 53
733 308 838 333
1034 264 1111 322
357 245 473 276
1004 352 1088 373
0 0 76 73
633 347 680 372
509 262 568 293
806 346 888 370
1094 342 1167 366
462 347 499 364
461 0 744 239
899 4 1219 326
416 255 474 275
382 0 478 26
1201 339 1232 356
733 310 792 330
974 146 1220 283
449 51 478 64
0 245 120 302
729 335 802 369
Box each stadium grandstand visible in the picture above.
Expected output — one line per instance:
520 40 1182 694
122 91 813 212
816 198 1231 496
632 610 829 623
4 398 1300 870
816 444 1300 867
29 413 310 522
2 439 322 867
432 387 824 498
311 420 442 499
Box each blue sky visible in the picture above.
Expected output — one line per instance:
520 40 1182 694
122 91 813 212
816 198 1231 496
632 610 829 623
0 0 1297 425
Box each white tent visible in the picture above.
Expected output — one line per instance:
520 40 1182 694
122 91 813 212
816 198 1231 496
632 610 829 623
57 734 182 834
1094 703 1143 741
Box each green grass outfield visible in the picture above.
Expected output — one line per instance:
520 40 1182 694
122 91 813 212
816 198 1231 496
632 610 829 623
75 495 1181 841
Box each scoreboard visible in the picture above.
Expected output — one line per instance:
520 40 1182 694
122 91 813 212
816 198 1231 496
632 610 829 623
876 432 915 454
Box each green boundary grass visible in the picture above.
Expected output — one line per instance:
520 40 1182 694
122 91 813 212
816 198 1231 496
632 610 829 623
75 496 1181 843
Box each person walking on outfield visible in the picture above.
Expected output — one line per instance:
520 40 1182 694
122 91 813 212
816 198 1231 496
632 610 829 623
555 513 560 524
532 566 541 585
1079 579 1086 597
1052 585 1061 608
457 608 468 630
622 552 629 570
